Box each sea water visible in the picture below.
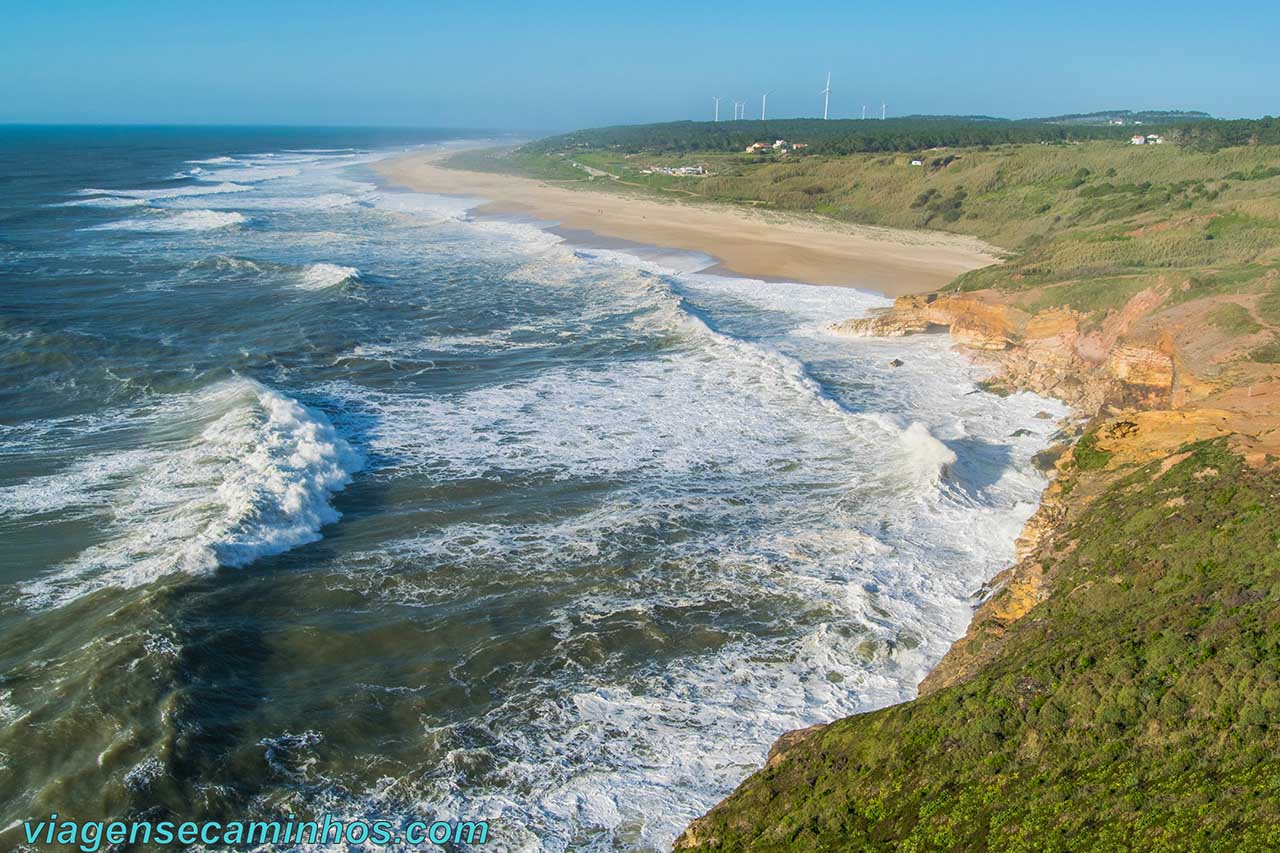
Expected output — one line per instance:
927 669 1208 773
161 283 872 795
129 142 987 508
0 126 1067 851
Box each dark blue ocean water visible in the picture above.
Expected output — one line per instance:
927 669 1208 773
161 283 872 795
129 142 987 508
0 126 1064 851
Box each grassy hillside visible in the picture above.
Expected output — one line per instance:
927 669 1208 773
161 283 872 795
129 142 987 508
677 439 1280 851
449 132 1280 849
456 140 1280 359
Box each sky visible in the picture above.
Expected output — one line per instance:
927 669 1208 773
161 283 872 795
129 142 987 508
2 0 1275 130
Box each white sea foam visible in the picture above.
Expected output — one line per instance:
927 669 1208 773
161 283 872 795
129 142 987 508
55 196 148 209
369 190 484 224
88 210 247 232
900 419 959 480
296 263 360 290
75 181 251 201
194 165 302 183
20 379 362 608
0 448 160 519
15 145 1073 851
189 192 361 211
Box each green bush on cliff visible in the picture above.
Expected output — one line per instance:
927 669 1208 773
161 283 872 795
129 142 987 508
679 441 1280 851
1070 431 1112 471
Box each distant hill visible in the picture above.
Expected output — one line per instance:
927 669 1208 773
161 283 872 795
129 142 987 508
525 112 1274 156
1033 109 1213 125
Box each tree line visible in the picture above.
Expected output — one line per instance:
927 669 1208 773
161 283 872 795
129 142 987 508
525 115 1278 156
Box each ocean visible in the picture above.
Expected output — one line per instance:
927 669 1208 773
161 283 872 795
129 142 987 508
0 126 1066 851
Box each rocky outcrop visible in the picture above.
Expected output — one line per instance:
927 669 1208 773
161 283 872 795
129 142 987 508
822 284 1260 701
829 295 940 338
916 406 1233 696
677 274 1280 850
918 478 1068 696
830 294 1028 350
829 289 1186 412
1106 343 1174 389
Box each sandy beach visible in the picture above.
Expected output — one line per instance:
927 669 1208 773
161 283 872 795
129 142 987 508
376 150 1002 296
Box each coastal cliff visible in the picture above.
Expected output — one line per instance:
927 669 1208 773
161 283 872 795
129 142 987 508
675 280 1280 850
467 129 1280 849
845 289 1276 695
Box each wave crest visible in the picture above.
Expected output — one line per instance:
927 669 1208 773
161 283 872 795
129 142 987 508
297 263 360 290
20 379 362 607
88 210 247 232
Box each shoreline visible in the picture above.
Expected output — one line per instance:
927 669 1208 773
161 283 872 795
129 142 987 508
376 148 1075 844
374 149 1003 297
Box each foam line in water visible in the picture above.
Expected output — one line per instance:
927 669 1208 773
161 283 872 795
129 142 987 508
74 182 251 200
86 210 247 232
193 165 302 183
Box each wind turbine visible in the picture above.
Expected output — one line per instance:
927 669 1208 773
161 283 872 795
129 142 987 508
820 72 831 120
862 104 867 120
881 101 887 120
713 96 722 122
736 101 745 120
761 90 774 121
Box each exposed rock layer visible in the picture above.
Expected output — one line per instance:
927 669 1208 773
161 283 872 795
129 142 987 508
675 281 1280 850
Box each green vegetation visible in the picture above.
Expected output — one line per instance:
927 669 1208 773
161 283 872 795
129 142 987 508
447 115 1280 851
445 118 1280 850
1258 289 1280 326
1208 303 1263 336
1036 110 1212 126
681 441 1280 851
1069 430 1113 471
521 114 1249 158
1248 336 1280 364
460 134 1280 327
520 116 1276 157
446 146 585 181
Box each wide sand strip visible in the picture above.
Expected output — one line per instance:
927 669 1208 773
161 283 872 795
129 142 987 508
376 151 1002 296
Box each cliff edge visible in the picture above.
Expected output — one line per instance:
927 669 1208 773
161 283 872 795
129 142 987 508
676 275 1280 851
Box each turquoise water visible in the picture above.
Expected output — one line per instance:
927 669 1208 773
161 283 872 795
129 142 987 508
0 127 1066 851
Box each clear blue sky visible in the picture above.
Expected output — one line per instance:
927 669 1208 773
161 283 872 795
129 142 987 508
3 0 1274 129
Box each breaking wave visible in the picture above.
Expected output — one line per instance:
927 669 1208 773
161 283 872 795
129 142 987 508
88 210 247 232
296 262 360 290
20 379 362 608
75 181 251 200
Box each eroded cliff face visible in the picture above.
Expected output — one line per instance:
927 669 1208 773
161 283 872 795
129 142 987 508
917 408 1242 696
674 282 1280 850
829 287 1280 698
832 288 1183 411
